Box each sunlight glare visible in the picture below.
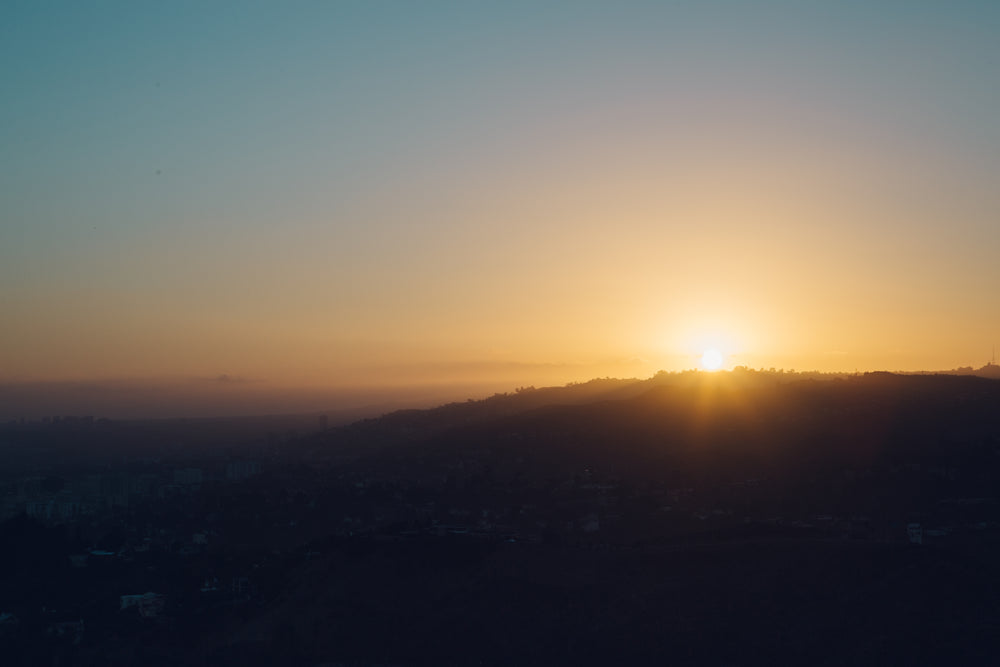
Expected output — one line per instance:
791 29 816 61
701 348 724 371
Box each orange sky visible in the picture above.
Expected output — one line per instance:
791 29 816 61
2 3 999 406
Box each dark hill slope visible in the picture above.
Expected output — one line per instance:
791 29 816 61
203 373 1000 667
345 372 1000 485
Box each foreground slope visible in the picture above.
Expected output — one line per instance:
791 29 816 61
4 371 1000 665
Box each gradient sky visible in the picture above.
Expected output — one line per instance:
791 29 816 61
3 1 1000 400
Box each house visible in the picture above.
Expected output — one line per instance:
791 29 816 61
173 468 204 486
120 592 165 617
47 619 84 644
226 461 262 481
0 612 18 636
580 513 600 533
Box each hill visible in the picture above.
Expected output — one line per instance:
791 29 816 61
4 370 1000 665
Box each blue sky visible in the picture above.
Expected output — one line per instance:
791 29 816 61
2 1 999 402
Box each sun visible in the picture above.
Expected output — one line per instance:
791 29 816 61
700 348 724 371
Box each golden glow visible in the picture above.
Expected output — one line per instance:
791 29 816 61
3 3 999 403
701 349 724 371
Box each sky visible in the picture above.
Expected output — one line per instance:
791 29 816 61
2 1 1000 416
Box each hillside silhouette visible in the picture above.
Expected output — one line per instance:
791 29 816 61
3 370 1000 665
